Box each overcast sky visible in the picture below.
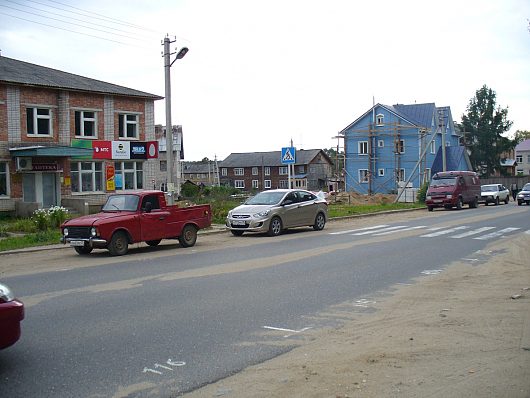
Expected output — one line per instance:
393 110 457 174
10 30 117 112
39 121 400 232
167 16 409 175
1 0 529 161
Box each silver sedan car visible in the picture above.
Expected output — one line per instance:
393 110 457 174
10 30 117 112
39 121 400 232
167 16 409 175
226 189 328 236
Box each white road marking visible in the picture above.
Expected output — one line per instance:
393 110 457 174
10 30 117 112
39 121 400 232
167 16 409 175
421 269 443 275
353 225 407 235
329 225 389 235
143 368 162 375
154 364 173 371
263 326 312 334
473 227 520 240
353 298 377 307
451 227 496 238
420 226 469 237
373 225 427 236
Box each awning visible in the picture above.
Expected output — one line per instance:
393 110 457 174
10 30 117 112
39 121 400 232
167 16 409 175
9 146 93 157
293 174 307 179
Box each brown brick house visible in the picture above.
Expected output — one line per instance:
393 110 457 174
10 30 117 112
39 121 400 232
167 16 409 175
219 149 333 192
0 56 162 215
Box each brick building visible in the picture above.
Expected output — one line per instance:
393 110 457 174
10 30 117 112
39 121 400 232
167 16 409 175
0 56 162 215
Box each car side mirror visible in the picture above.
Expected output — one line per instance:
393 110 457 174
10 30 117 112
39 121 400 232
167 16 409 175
144 202 153 213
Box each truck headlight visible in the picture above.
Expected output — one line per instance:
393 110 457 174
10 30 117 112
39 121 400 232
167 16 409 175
426 195 431 200
0 283 15 303
63 228 69 236
91 227 97 237
446 194 452 199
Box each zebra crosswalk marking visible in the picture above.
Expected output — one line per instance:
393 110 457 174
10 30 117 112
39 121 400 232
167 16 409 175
373 226 427 236
473 227 520 240
420 226 469 238
329 225 389 235
353 225 407 236
451 227 496 239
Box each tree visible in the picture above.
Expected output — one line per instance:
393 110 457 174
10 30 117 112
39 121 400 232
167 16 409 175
461 85 514 177
514 130 530 143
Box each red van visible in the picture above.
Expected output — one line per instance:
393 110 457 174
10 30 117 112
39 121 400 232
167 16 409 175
426 171 480 211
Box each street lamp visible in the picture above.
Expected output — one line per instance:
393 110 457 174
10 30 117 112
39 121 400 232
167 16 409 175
163 36 188 204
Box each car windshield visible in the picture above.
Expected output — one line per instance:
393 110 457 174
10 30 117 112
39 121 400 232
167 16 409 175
102 195 139 211
481 185 498 192
523 184 530 191
245 191 286 205
429 177 457 187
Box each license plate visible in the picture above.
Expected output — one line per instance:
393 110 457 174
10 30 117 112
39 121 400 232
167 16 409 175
232 220 246 226
69 240 85 247
433 200 442 203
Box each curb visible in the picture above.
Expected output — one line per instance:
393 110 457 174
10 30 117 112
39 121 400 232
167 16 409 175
0 207 426 256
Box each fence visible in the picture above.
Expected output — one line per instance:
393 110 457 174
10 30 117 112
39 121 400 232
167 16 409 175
479 176 530 189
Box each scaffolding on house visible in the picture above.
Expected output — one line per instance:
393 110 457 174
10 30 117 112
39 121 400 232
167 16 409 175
338 121 431 194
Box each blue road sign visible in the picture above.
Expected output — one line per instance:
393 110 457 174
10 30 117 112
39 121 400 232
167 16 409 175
281 147 296 164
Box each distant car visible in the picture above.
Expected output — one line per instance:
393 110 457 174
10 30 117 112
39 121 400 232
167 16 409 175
0 282 24 350
226 189 328 236
517 183 530 206
480 184 510 205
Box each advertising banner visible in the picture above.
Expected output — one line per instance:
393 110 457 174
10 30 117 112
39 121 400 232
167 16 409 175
130 142 147 159
112 141 131 160
106 164 115 191
93 141 112 159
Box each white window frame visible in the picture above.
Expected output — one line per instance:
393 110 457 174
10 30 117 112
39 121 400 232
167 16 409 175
296 165 305 173
398 168 405 182
118 113 139 139
221 168 227 176
264 167 271 176
252 180 259 189
235 180 245 189
279 166 288 175
0 162 10 197
279 180 289 188
115 161 144 191
527 154 530 162
378 140 384 148
71 161 104 193
376 114 384 126
27 107 53 137
252 167 258 175
378 168 385 177
358 141 368 155
395 139 405 154
75 110 97 138
424 168 431 183
234 168 244 176
430 141 436 154
264 180 271 188
359 169 369 183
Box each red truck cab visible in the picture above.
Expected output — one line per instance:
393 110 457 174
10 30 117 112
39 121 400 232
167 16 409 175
426 171 480 211
61 191 211 255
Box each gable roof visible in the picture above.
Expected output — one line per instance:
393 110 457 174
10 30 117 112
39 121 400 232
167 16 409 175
220 149 332 167
0 56 163 100
516 139 530 151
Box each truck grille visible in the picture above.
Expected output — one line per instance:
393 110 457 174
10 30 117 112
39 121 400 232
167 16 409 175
66 227 91 239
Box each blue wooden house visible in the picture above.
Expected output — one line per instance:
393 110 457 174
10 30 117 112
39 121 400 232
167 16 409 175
339 103 469 194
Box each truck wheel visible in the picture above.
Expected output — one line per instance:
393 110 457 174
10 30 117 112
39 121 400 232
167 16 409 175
146 239 161 247
427 206 434 212
469 197 478 208
268 216 283 236
313 212 326 231
179 225 197 247
231 230 244 236
74 245 93 255
456 198 463 210
108 231 129 256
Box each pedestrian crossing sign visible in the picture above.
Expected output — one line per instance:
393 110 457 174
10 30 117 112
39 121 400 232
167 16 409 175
281 147 296 164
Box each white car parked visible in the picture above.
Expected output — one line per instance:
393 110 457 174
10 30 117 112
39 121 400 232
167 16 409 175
480 184 510 205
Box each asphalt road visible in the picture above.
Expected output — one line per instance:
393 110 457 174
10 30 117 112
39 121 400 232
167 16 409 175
1 202 528 397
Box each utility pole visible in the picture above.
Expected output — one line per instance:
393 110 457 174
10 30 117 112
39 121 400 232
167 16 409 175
438 108 447 172
162 35 188 204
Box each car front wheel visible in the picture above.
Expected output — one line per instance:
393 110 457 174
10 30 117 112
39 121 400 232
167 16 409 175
74 244 93 255
268 216 283 236
108 231 129 256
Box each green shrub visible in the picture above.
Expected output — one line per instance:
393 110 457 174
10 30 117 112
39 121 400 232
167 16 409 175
48 206 69 228
417 181 429 204
32 209 50 231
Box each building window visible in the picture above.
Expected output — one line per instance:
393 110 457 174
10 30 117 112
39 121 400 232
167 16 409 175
71 162 103 193
279 166 288 175
296 165 305 173
252 167 258 175
358 141 368 155
0 162 9 196
359 169 369 183
264 180 271 188
515 155 523 163
378 168 385 177
430 141 436 154
395 139 405 154
221 168 227 176
516 168 524 175
26 107 52 136
234 168 244 176
252 180 259 189
376 114 384 125
115 161 143 190
75 110 97 137
378 140 384 148
118 113 139 139
160 161 167 172
398 168 405 182
235 180 245 189
279 180 289 188
527 155 530 162
424 168 431 183
264 167 271 176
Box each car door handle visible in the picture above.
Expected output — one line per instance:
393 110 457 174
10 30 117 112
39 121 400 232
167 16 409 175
159 216 165 220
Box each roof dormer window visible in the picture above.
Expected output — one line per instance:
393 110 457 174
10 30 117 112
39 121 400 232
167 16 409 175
376 114 384 126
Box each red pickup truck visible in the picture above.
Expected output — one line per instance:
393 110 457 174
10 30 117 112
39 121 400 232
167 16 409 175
60 190 212 256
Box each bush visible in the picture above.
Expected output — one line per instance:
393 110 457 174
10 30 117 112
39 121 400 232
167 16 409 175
48 206 69 228
32 209 50 231
417 181 429 204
